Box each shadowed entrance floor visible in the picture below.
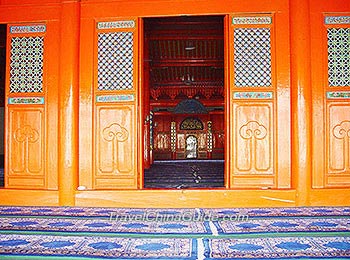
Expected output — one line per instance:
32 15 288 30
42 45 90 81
0 168 3 187
144 160 224 189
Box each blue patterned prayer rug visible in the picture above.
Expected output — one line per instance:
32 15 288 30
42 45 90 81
0 206 201 219
0 206 350 259
203 236 350 259
201 207 350 218
2 215 350 236
212 217 350 235
0 233 199 259
1 206 349 219
0 216 211 235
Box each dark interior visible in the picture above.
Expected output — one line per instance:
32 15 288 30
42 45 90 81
143 16 225 188
0 24 6 187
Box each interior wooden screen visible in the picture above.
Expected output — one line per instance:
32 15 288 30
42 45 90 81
229 14 291 188
312 15 350 188
92 19 138 189
5 23 58 189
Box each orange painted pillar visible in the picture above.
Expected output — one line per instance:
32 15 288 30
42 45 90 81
58 1 80 206
290 0 312 206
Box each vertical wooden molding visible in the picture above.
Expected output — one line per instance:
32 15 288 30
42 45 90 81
224 14 231 189
140 18 150 173
58 1 80 206
290 0 312 206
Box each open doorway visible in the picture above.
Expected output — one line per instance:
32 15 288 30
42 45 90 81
143 16 225 189
0 24 6 188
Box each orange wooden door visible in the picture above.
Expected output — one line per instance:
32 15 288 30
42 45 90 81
228 14 291 188
79 18 139 190
312 14 350 188
5 22 59 189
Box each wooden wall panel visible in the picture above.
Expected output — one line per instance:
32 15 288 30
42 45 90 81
234 104 272 173
83 17 139 190
326 104 350 186
95 105 134 176
93 102 138 190
229 13 290 188
311 11 350 188
7 108 45 188
232 103 274 187
4 21 59 190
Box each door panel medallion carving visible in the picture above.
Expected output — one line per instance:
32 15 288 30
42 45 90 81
13 125 40 173
234 104 273 175
102 123 129 174
96 106 134 178
331 120 350 171
238 121 269 171
9 109 44 178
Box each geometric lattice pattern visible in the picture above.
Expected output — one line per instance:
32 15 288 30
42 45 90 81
170 121 176 152
98 32 134 90
233 28 272 87
327 28 350 87
10 37 44 93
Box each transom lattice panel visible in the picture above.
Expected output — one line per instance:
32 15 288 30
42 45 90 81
98 32 134 91
233 28 272 87
327 28 350 87
10 36 44 93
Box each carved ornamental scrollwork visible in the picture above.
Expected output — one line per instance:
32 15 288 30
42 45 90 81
239 121 268 171
14 125 40 172
102 123 129 173
15 125 39 143
332 121 350 171
180 117 204 130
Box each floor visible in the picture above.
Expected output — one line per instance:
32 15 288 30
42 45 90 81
144 160 225 189
0 206 349 259
0 160 225 189
0 154 3 187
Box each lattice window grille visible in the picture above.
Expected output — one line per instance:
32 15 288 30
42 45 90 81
98 32 134 90
10 36 44 93
170 121 176 152
207 121 213 152
233 28 272 87
327 28 350 87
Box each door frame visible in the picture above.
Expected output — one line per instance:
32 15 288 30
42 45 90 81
138 14 230 189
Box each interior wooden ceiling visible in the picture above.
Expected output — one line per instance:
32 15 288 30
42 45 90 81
145 16 224 89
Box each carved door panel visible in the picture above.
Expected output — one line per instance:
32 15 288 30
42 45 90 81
312 15 350 188
229 14 291 188
85 19 138 189
5 23 58 189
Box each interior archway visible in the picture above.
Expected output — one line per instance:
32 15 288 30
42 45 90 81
185 135 198 159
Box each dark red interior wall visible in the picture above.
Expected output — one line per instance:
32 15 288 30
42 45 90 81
153 112 224 160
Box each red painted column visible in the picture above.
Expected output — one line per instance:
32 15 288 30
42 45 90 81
290 0 312 206
58 1 80 206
